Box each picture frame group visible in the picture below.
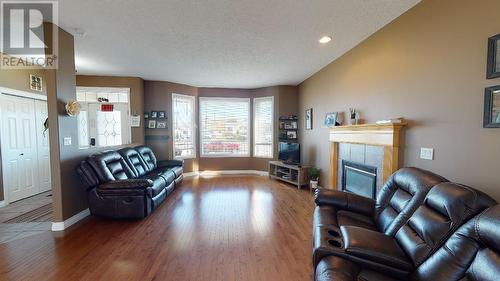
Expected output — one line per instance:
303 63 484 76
145 111 166 119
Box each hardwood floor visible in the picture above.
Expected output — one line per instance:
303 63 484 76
0 175 315 281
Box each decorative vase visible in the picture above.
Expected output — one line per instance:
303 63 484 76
310 180 319 190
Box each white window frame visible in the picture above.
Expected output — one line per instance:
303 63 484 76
172 93 197 159
253 96 274 158
75 87 131 149
199 97 251 158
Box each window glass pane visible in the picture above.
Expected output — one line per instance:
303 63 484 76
96 110 122 147
200 97 250 157
173 94 196 159
253 97 274 158
77 110 89 148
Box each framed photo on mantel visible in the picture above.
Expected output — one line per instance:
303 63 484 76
487 33 500 79
484 85 500 128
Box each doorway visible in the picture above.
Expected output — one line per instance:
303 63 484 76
0 88 52 244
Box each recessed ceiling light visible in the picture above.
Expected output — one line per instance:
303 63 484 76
319 36 332 44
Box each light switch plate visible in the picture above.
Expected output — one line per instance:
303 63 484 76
420 147 434 160
63 137 72 146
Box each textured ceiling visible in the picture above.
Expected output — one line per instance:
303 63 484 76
59 0 420 88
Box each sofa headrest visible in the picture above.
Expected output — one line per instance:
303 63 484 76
87 150 135 182
118 147 150 177
135 145 157 170
425 182 497 223
76 160 100 189
476 204 500 252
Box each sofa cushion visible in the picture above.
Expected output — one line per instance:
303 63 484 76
136 146 157 171
395 182 496 266
337 210 377 231
414 205 500 281
169 166 183 178
374 168 447 236
139 174 166 197
119 147 150 177
87 150 135 182
150 167 176 185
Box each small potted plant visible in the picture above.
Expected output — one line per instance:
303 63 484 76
309 167 321 191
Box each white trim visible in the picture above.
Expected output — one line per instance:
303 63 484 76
172 93 197 160
0 86 47 101
51 208 90 231
0 200 6 208
253 96 274 158
184 170 268 178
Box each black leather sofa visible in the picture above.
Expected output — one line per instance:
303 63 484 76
313 167 498 281
77 146 183 219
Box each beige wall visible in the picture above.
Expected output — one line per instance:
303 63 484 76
0 62 48 201
144 82 298 172
76 75 145 144
298 0 500 200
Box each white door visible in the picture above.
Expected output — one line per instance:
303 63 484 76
88 103 131 147
35 100 51 193
0 94 40 202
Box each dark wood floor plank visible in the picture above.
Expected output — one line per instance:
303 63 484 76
0 175 314 281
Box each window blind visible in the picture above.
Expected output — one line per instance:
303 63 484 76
200 97 250 157
172 93 196 159
253 96 274 158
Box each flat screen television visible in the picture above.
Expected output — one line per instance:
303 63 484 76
278 142 300 165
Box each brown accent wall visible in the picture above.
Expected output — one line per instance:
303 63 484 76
144 82 298 172
0 62 48 201
76 75 145 144
144 81 198 172
45 28 146 221
298 0 500 199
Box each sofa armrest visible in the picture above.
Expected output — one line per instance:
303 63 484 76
340 226 412 271
157 159 184 168
96 179 153 197
315 189 375 216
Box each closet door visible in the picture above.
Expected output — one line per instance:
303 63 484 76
35 100 51 193
0 94 39 202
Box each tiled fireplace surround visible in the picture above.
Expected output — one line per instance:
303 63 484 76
337 143 385 195
329 123 406 196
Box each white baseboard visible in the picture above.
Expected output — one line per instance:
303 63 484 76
0 200 6 208
184 170 268 178
51 208 90 231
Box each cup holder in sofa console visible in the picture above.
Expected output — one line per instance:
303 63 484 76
328 239 342 248
328 229 340 237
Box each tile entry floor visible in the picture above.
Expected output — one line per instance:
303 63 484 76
0 191 52 244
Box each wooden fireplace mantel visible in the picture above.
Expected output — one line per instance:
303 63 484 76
329 123 407 189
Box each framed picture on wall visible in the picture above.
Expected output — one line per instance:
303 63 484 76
151 111 158 118
148 119 156 129
484 85 500 128
324 112 338 127
144 112 149 119
487 33 500 79
29 74 43 92
158 111 166 118
305 108 313 130
157 121 167 128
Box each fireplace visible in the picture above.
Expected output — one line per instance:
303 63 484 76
341 160 377 199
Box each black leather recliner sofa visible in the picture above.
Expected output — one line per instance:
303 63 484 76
313 167 498 281
76 146 183 219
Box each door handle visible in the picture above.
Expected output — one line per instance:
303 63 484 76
19 153 24 156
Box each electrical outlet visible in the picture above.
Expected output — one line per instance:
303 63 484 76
420 147 434 160
63 137 72 146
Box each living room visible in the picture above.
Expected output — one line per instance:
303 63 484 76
0 0 499 280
